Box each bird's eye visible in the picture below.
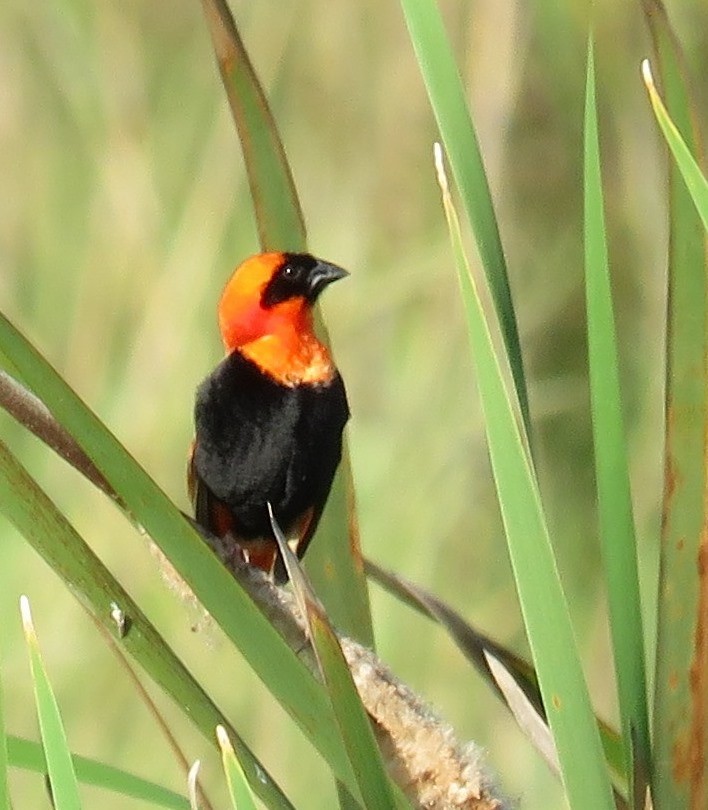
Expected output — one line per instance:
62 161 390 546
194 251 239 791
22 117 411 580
282 264 293 276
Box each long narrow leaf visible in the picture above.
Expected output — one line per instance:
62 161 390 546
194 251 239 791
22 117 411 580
484 650 560 777
642 61 708 228
399 0 530 433
20 596 82 810
7 736 189 809
271 510 400 810
307 607 399 810
217 727 258 810
199 0 373 646
199 0 305 251
0 438 294 810
640 6 708 806
307 449 374 645
584 40 650 804
434 143 615 809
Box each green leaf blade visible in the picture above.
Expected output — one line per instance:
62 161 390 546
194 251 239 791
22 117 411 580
642 61 708 229
7 736 190 809
435 145 615 810
21 597 82 810
308 606 400 810
218 727 258 810
583 40 650 803
640 5 708 806
305 450 374 646
200 0 306 252
399 0 529 432
270 512 400 810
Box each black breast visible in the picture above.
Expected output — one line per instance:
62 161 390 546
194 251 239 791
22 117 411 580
193 350 349 538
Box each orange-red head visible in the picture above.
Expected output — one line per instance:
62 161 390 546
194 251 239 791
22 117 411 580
218 252 348 385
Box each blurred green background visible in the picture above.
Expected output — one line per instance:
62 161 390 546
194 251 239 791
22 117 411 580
1 0 707 807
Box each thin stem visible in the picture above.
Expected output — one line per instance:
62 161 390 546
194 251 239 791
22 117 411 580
0 371 117 503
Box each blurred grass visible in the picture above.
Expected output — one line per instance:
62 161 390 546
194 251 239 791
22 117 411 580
0 0 707 807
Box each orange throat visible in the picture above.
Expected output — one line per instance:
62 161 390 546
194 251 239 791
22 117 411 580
218 269 336 386
239 330 335 386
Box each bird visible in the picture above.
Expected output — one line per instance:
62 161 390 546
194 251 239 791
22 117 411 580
188 251 350 582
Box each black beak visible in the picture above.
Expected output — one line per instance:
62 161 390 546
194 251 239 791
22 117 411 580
306 260 349 301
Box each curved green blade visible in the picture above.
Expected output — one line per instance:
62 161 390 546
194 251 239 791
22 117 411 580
21 596 82 810
199 0 305 252
306 606 400 810
7 736 190 809
640 4 708 806
307 448 373 646
271 510 402 810
434 144 614 809
584 40 650 805
217 727 258 810
642 62 708 228
399 0 529 433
